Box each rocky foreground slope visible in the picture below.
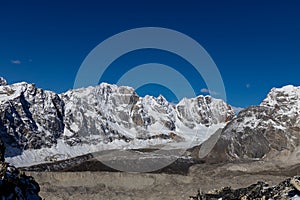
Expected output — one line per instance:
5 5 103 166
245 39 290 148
0 139 41 199
190 176 300 200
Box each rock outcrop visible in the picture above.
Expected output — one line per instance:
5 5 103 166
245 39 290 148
190 176 300 200
0 139 42 199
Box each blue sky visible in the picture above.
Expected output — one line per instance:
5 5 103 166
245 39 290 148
1 0 300 108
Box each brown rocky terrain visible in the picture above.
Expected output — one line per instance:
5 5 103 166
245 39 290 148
26 161 300 200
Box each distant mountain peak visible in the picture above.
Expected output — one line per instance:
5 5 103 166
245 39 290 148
0 77 7 86
261 85 300 107
202 84 300 164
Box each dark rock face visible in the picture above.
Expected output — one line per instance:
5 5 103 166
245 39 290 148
0 139 42 199
0 82 65 153
189 176 300 200
0 139 5 162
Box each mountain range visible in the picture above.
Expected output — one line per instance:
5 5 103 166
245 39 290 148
0 77 299 168
0 77 233 167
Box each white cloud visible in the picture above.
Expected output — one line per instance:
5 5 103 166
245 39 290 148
11 60 21 64
200 88 219 95
246 83 251 88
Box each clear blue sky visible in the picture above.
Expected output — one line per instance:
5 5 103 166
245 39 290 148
1 0 300 108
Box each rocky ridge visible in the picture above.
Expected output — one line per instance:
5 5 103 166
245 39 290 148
202 85 300 163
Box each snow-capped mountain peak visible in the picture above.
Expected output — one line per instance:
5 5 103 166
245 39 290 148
261 85 300 106
0 77 7 86
203 85 300 164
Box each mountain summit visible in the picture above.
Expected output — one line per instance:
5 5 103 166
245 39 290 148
203 85 300 164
